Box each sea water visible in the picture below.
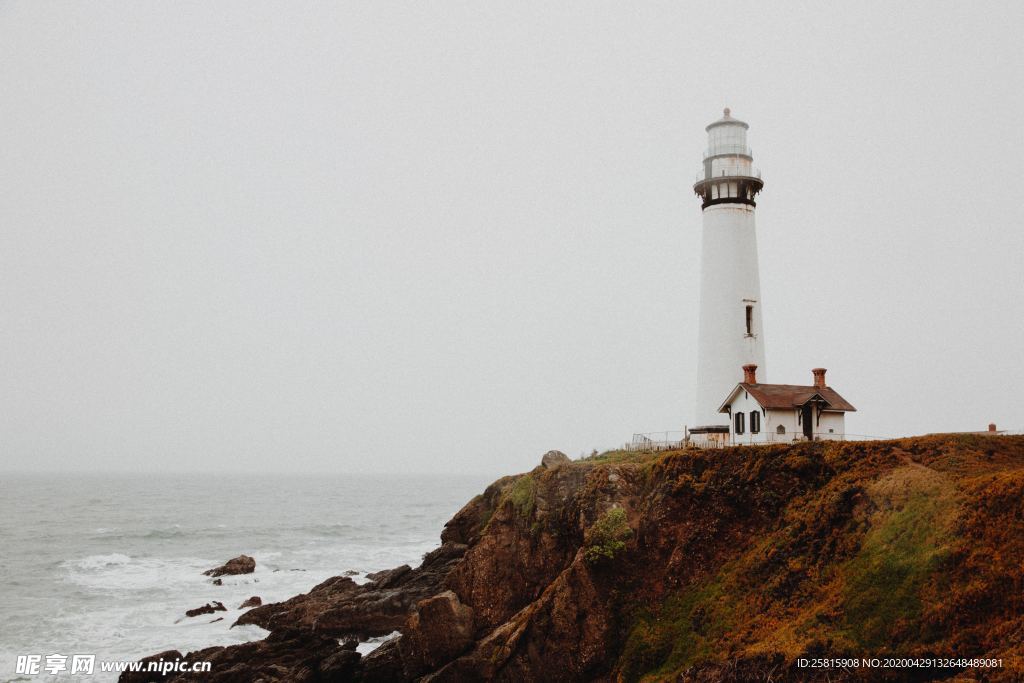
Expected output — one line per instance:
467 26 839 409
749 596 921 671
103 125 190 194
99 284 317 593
0 472 492 682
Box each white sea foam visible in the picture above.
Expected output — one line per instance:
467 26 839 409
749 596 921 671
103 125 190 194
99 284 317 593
0 472 491 683
72 553 132 570
63 554 215 593
356 630 401 655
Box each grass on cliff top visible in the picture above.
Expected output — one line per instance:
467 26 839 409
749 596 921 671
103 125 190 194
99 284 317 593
578 448 669 466
616 454 964 682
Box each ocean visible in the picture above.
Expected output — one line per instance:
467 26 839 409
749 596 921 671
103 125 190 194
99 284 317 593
0 472 493 682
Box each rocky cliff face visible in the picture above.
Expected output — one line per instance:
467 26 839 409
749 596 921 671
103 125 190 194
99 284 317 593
126 435 1024 682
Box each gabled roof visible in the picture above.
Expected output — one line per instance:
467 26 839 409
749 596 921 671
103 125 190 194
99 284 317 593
718 383 857 413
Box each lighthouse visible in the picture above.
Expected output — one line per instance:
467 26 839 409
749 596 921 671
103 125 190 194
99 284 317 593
690 109 767 440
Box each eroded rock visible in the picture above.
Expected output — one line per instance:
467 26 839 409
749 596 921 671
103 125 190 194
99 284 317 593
185 602 226 618
118 650 182 683
119 630 358 683
202 555 255 578
238 596 262 609
233 544 467 639
541 450 571 469
397 591 475 679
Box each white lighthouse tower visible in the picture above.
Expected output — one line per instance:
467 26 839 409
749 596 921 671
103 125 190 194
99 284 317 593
690 108 767 440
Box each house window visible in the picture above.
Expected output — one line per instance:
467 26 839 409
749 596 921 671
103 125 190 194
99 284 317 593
735 411 745 435
750 411 760 433
776 425 786 435
745 305 753 335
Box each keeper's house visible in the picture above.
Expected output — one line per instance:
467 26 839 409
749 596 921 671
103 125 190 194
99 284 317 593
718 365 856 444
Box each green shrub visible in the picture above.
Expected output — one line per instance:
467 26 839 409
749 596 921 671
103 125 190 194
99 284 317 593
585 507 632 563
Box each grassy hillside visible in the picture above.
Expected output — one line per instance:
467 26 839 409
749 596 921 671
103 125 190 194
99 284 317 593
432 434 1024 681
607 435 1024 681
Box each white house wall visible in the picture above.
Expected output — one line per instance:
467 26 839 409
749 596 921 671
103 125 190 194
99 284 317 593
723 388 847 444
723 388 770 445
815 411 846 440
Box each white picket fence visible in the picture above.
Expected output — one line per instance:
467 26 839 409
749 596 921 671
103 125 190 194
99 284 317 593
621 428 1023 453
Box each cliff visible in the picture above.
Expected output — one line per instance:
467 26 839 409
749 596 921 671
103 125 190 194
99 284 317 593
126 434 1024 682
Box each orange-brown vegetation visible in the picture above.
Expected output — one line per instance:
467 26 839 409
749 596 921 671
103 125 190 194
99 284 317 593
132 435 1024 682
437 435 1024 681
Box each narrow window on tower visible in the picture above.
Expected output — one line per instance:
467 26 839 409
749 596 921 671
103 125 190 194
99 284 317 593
745 305 753 336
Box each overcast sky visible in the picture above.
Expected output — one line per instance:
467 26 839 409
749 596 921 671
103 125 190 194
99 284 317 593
2 2 1022 476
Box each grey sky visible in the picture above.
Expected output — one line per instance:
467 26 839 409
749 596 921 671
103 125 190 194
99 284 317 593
2 2 1022 475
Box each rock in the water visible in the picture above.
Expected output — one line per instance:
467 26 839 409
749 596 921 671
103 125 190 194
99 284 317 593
211 578 222 586
238 596 262 609
233 545 467 640
185 601 226 618
343 569 360 576
202 555 255 578
541 450 570 469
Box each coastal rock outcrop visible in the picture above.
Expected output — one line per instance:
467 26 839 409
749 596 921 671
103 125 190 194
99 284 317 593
233 543 467 639
540 449 570 469
118 650 182 683
202 555 255 578
364 564 411 584
238 596 261 609
184 601 225 618
395 590 475 679
127 434 1024 683
120 630 360 683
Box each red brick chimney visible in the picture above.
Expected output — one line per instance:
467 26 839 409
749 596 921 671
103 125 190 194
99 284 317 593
742 364 758 384
812 368 827 389
989 423 997 432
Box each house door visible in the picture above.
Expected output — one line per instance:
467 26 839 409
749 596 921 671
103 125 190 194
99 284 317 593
801 405 814 440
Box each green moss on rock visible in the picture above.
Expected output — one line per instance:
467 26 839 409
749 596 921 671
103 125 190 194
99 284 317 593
506 474 537 519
